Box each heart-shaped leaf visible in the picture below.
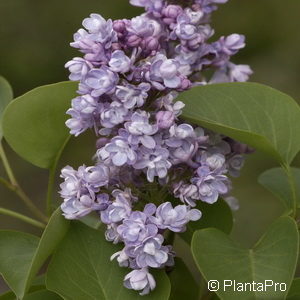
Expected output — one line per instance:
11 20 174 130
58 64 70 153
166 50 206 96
180 199 233 244
191 216 299 300
180 82 300 164
258 167 300 212
2 82 77 168
0 209 69 299
168 258 199 300
46 222 171 300
0 76 13 139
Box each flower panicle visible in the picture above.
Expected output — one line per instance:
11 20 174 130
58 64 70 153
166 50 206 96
60 0 252 295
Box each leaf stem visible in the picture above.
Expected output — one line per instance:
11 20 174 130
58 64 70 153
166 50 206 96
0 207 45 229
0 143 17 185
0 142 48 223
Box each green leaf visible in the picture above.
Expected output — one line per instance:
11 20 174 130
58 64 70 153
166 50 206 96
168 258 199 300
258 167 300 211
80 212 102 230
191 216 299 300
31 274 45 286
0 291 15 300
23 290 62 300
0 232 39 299
2 82 77 168
0 209 69 299
0 290 62 300
0 76 13 139
22 209 70 296
287 278 300 300
0 275 46 300
46 222 171 300
180 199 233 244
180 82 300 164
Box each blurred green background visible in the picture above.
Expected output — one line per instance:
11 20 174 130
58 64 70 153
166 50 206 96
1 0 300 293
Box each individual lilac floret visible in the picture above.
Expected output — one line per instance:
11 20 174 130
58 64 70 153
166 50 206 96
109 50 131 73
100 101 129 129
82 13 117 47
173 182 199 207
200 152 226 171
133 147 172 182
129 16 159 38
98 136 137 166
191 166 229 204
126 15 162 52
149 202 201 232
115 82 150 109
66 94 100 136
105 223 121 244
228 63 253 82
124 268 156 296
111 249 129 267
173 9 214 49
65 57 93 81
168 123 195 142
149 54 187 90
134 234 170 268
85 66 119 97
124 111 158 149
215 34 245 56
117 211 158 245
101 189 132 224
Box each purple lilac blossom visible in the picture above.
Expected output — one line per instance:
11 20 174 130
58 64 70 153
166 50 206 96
134 234 169 268
98 136 137 166
115 82 150 109
66 94 100 136
124 111 158 149
101 189 132 224
117 211 158 245
149 202 202 232
124 268 156 295
85 67 119 97
61 0 252 294
60 165 109 219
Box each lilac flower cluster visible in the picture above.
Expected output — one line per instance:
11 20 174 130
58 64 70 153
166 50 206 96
60 0 252 295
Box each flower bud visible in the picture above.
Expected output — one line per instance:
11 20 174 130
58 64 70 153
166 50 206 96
144 36 159 51
156 111 175 129
127 34 142 47
162 5 183 19
113 20 126 32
